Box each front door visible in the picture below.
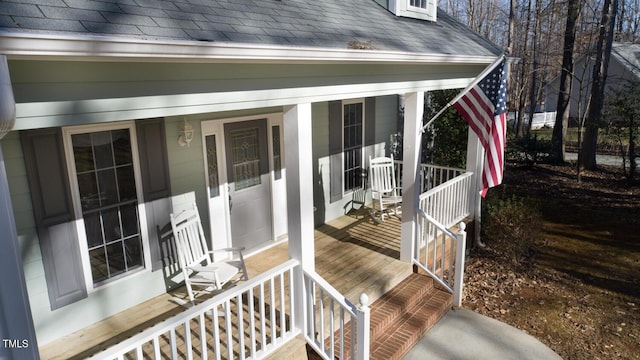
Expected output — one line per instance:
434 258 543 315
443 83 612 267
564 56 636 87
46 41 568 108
224 119 273 250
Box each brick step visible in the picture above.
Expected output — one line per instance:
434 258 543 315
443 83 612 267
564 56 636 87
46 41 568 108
369 273 435 340
320 273 451 360
370 284 452 360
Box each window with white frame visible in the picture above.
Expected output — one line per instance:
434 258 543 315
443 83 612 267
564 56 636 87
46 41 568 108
393 0 437 21
65 123 145 286
343 100 365 193
409 0 427 9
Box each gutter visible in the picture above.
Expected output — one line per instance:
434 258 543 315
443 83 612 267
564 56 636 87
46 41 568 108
0 31 499 65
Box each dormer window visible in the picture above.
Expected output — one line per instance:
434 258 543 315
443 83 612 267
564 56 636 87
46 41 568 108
383 0 437 22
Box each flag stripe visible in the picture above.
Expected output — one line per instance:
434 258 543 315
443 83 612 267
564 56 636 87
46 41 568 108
452 58 508 197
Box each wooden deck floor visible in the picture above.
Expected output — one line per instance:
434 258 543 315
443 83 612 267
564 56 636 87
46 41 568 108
39 209 411 360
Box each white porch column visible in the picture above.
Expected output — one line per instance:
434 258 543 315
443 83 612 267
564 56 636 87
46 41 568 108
400 91 424 262
283 103 315 270
0 55 40 359
283 103 315 335
466 129 484 246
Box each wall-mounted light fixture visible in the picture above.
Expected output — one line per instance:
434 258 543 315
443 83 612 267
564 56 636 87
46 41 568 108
178 118 194 147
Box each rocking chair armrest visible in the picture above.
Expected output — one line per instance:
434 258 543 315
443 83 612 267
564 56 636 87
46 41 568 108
187 265 222 273
209 247 246 254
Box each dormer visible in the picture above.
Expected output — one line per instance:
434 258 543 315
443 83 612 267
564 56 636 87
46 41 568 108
375 0 437 22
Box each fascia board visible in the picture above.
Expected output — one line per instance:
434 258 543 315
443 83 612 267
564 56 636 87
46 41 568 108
0 31 498 65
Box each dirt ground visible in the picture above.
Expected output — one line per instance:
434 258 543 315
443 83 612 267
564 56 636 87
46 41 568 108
462 163 640 359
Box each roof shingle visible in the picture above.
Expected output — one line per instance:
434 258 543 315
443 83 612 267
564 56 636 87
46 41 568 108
0 0 503 57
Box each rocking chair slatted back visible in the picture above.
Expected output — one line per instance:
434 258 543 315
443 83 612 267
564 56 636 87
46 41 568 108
171 207 211 269
369 156 402 222
170 203 248 302
370 158 397 193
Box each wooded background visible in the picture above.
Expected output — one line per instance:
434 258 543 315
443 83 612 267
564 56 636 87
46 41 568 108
439 0 638 178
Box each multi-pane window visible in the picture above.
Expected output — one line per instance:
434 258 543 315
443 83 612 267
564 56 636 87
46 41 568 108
409 0 427 9
71 128 143 284
343 102 364 192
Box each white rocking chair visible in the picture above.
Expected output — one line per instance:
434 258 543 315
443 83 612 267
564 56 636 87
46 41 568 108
369 156 403 222
170 204 249 302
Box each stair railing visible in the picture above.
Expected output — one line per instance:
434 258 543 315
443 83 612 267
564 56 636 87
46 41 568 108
414 210 467 307
419 171 474 229
303 269 370 360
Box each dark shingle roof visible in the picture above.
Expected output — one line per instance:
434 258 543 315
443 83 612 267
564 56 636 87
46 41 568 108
0 0 502 57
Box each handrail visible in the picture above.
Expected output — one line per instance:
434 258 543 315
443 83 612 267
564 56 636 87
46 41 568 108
303 270 370 360
411 171 474 308
419 171 474 229
394 161 465 193
95 259 300 360
414 209 467 307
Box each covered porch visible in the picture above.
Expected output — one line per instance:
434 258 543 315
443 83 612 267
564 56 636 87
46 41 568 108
38 152 474 360
40 208 412 360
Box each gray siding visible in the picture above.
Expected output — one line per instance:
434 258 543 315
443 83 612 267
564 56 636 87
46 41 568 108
1 131 169 346
313 95 399 226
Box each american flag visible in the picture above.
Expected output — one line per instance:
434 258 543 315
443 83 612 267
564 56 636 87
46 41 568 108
453 59 508 197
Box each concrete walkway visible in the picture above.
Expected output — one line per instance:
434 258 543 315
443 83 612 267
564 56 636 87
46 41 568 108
404 309 563 360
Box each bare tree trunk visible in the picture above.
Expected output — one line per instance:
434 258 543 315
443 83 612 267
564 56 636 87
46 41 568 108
508 0 517 55
581 0 618 170
526 0 544 137
516 0 533 137
551 0 581 164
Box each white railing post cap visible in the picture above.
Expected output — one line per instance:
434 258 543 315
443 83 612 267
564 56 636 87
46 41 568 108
359 293 369 308
459 222 466 232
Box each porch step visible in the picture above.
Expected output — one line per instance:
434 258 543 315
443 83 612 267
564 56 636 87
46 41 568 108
368 273 452 360
320 273 451 360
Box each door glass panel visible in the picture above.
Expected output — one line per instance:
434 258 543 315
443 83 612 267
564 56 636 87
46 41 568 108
205 135 220 198
230 127 261 191
272 125 282 180
71 128 143 285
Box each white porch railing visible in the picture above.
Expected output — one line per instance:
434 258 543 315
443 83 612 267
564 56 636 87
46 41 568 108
412 171 474 307
95 260 299 360
419 171 474 229
394 161 465 194
303 270 370 360
93 260 371 360
414 210 467 307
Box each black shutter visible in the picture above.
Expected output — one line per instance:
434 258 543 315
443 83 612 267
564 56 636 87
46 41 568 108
21 128 87 310
328 101 343 203
136 118 172 271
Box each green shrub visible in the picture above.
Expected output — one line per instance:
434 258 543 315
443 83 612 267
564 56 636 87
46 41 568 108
481 192 542 267
507 133 552 165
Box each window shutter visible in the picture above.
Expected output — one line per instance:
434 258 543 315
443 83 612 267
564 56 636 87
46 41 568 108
328 100 343 203
136 118 171 201
136 118 172 272
21 128 87 310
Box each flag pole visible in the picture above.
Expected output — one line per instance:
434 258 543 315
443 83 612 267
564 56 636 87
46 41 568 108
420 54 506 133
